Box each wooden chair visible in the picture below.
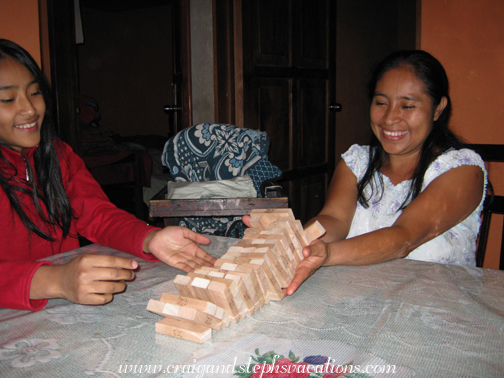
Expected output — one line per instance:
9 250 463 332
466 144 504 269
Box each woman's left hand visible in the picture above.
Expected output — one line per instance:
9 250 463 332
144 227 216 272
284 239 329 296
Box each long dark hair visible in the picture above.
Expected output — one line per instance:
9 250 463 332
0 39 72 240
358 50 465 209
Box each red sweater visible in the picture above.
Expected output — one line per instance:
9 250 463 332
0 141 158 311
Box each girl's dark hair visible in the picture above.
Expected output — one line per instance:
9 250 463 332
358 50 465 209
0 39 72 240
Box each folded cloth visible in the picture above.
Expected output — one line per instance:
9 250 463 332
167 175 257 199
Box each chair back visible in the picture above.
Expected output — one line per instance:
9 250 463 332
161 123 282 236
467 144 504 269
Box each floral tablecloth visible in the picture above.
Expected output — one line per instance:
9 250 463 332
1 236 503 377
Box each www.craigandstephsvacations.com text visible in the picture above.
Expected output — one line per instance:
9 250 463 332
118 356 397 376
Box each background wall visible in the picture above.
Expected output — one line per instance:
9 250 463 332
0 0 41 65
420 0 504 269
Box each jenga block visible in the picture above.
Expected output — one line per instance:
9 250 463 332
215 260 262 304
239 242 291 287
226 245 245 254
190 277 213 303
262 237 296 277
224 271 257 314
159 293 230 327
272 217 305 261
250 208 294 223
264 228 298 266
220 261 267 307
243 246 289 288
243 228 262 238
220 251 243 260
243 230 296 273
173 275 195 298
236 262 269 305
159 293 216 317
178 305 224 331
189 271 244 321
199 264 258 315
235 255 284 301
301 220 326 245
147 299 224 331
248 216 267 231
207 280 241 322
155 316 211 343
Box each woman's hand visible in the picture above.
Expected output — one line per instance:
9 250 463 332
143 227 216 272
284 239 330 296
30 254 138 305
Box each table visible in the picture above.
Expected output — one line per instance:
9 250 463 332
1 236 503 377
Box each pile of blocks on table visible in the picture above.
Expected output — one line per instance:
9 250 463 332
146 208 325 343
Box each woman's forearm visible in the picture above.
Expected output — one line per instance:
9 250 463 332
324 225 413 266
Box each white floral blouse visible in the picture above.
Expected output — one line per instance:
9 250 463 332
342 144 487 266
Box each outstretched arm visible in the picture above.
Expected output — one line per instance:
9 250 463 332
286 164 484 295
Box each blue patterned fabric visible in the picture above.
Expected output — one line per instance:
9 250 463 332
161 123 282 237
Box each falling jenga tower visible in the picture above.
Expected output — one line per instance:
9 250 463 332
146 208 325 343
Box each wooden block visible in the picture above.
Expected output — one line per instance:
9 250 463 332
220 251 243 260
214 260 263 306
155 316 211 343
224 271 257 314
234 263 266 306
207 280 242 322
234 255 284 301
250 208 294 223
159 293 230 327
264 228 298 265
173 275 195 298
190 277 213 303
239 241 291 287
189 271 243 321
178 305 224 331
301 220 326 244
147 299 224 331
262 237 296 278
199 264 257 315
159 292 217 317
248 216 267 231
226 245 245 254
271 217 305 261
243 245 290 288
236 262 270 304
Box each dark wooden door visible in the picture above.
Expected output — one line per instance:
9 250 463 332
164 0 193 137
234 0 336 224
44 0 190 149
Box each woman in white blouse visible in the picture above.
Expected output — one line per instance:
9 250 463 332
276 50 486 295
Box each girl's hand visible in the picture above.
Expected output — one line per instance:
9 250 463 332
284 239 330 296
31 254 138 305
144 227 215 272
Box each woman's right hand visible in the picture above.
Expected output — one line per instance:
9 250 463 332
284 239 330 296
30 254 138 305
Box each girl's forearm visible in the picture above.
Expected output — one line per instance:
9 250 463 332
30 265 61 300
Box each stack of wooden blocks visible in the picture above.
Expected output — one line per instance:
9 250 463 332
146 208 325 343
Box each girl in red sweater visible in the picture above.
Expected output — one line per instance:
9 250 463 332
0 39 215 311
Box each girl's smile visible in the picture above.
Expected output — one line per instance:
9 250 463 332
0 56 45 152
